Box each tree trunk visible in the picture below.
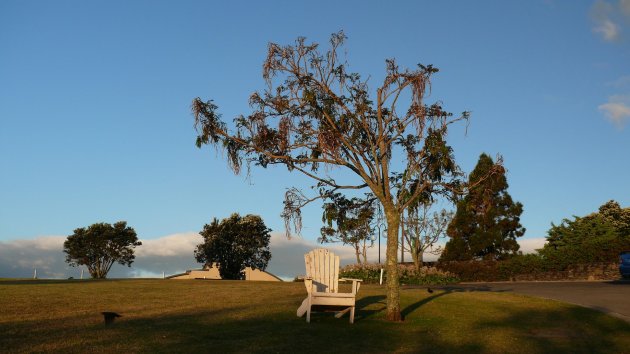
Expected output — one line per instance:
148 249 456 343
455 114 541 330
361 240 368 264
412 249 423 272
385 209 402 321
400 223 405 263
355 244 361 264
411 248 419 271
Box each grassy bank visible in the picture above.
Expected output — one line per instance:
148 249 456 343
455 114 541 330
1 279 629 353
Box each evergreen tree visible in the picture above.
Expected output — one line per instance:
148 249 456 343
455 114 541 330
440 153 525 261
539 200 630 267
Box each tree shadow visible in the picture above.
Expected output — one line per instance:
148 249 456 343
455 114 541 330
401 291 451 320
355 295 386 320
400 285 512 319
433 284 512 292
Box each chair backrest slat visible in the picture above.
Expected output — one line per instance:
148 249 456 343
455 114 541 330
333 254 339 292
305 248 339 293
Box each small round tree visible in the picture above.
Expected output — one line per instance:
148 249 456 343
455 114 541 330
194 213 272 280
63 221 142 279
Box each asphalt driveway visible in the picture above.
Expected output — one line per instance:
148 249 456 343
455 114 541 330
434 280 630 322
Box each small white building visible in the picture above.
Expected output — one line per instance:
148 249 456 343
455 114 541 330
167 264 281 281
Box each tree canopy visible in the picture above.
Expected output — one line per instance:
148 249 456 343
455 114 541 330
539 200 630 266
63 221 141 279
192 31 496 321
320 193 376 264
440 153 524 261
194 213 272 280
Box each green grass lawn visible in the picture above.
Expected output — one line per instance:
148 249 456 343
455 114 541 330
1 279 628 353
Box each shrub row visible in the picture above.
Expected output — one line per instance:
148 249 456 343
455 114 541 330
538 238 630 271
437 254 621 282
339 263 459 285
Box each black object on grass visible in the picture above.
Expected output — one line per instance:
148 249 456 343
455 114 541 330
102 312 121 325
427 287 434 294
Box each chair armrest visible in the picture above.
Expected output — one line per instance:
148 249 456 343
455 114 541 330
339 278 362 295
304 277 313 294
339 278 363 282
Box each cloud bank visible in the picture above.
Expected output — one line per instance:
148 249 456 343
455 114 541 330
0 236 70 278
0 233 547 280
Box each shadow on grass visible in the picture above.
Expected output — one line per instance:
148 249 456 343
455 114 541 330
2 281 630 354
2 300 629 353
0 306 248 353
355 295 386 320
434 284 512 292
400 285 511 320
401 291 450 320
476 306 630 354
296 295 386 323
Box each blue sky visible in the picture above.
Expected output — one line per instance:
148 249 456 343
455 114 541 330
1 1 629 278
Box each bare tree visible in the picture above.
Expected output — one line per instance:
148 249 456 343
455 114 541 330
192 32 494 321
402 204 452 270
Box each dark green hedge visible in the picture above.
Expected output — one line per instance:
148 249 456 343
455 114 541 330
437 253 622 282
339 263 460 285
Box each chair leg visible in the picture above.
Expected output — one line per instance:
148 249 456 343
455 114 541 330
296 298 309 317
349 306 355 324
306 297 312 323
334 307 352 318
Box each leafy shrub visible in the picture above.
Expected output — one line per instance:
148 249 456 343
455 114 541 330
437 260 503 282
340 263 459 285
497 254 549 278
438 254 621 282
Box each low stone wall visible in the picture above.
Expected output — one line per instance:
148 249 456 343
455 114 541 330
511 263 620 281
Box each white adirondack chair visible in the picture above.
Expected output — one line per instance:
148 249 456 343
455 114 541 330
296 248 362 323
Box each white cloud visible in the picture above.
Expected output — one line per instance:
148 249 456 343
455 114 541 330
590 0 629 42
606 75 630 88
136 232 200 257
517 237 547 254
594 19 621 41
599 94 630 128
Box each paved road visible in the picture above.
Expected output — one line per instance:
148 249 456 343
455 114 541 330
435 280 630 322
